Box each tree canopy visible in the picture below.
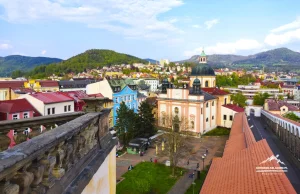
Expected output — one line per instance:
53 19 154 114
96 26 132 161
216 73 256 87
230 92 247 108
253 92 270 106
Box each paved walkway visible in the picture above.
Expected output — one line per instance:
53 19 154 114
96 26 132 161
248 114 300 193
167 170 195 194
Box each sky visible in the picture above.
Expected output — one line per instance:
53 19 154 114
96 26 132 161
0 0 300 61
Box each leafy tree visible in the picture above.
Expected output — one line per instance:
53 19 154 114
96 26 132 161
283 112 300 122
169 62 176 67
277 95 284 100
115 102 138 145
253 92 270 106
230 92 247 107
137 101 156 137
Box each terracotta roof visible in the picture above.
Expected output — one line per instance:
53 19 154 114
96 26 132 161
39 80 59 87
222 104 245 113
0 99 36 114
200 113 296 194
202 87 229 96
0 81 25 89
29 92 74 104
267 100 299 111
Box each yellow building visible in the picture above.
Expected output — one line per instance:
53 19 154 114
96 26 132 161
24 80 59 92
103 99 114 128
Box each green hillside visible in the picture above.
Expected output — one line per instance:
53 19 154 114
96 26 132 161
0 55 62 76
20 49 147 78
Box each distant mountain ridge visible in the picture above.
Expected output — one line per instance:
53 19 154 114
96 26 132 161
176 48 300 67
0 55 62 76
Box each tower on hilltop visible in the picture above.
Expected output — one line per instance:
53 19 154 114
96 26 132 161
199 50 207 64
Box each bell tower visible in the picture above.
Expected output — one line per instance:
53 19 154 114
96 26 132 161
199 50 207 64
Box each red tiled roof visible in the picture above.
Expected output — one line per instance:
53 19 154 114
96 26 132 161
0 99 36 114
39 80 59 87
59 91 89 102
30 92 74 104
202 87 229 96
200 113 296 194
0 81 25 89
267 99 299 111
88 93 104 98
222 104 245 113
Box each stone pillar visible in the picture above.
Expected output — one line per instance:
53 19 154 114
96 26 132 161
82 97 109 113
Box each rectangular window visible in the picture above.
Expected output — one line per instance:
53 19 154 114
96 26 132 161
23 112 29 119
230 115 233 121
48 108 51 115
223 115 227 120
52 108 55 114
12 114 19 120
116 98 119 103
68 105 71 111
64 106 67 112
201 108 203 114
212 116 214 120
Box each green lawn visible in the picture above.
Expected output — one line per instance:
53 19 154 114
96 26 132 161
117 162 184 194
185 170 208 194
202 127 230 136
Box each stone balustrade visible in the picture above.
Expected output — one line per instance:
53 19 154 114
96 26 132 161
262 110 300 161
0 112 84 151
0 103 117 194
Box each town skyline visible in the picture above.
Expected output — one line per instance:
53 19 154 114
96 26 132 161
0 0 299 61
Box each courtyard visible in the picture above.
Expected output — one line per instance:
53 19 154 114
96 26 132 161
116 135 228 194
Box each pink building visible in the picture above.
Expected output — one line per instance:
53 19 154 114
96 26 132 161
0 99 40 148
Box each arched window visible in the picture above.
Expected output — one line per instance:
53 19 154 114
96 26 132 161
206 117 208 122
206 103 209 108
174 107 179 114
212 101 214 106
205 81 209 87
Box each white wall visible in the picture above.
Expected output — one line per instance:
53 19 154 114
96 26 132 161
87 79 113 99
19 94 45 115
221 106 238 128
44 101 74 116
245 106 262 117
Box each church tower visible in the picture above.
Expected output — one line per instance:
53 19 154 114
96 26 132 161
199 50 207 64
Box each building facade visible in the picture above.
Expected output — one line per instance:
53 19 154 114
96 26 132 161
87 79 138 125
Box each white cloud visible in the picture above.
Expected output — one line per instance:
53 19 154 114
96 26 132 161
41 50 47 55
192 24 201 28
204 19 219 29
265 17 300 46
0 43 12 49
184 39 262 56
0 0 184 39
270 17 300 33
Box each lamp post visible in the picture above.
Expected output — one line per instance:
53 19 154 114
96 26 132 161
202 155 206 170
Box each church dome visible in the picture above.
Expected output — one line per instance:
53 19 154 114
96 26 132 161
191 64 215 76
193 78 201 86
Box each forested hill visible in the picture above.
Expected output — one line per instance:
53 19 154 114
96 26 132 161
0 55 62 76
18 49 147 78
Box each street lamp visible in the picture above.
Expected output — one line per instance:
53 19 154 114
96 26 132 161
202 155 206 170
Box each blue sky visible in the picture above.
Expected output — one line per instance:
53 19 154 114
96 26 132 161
0 0 300 61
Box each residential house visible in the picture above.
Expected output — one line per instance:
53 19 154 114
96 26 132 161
220 104 244 128
0 98 40 148
87 79 138 125
19 92 74 116
264 99 300 115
